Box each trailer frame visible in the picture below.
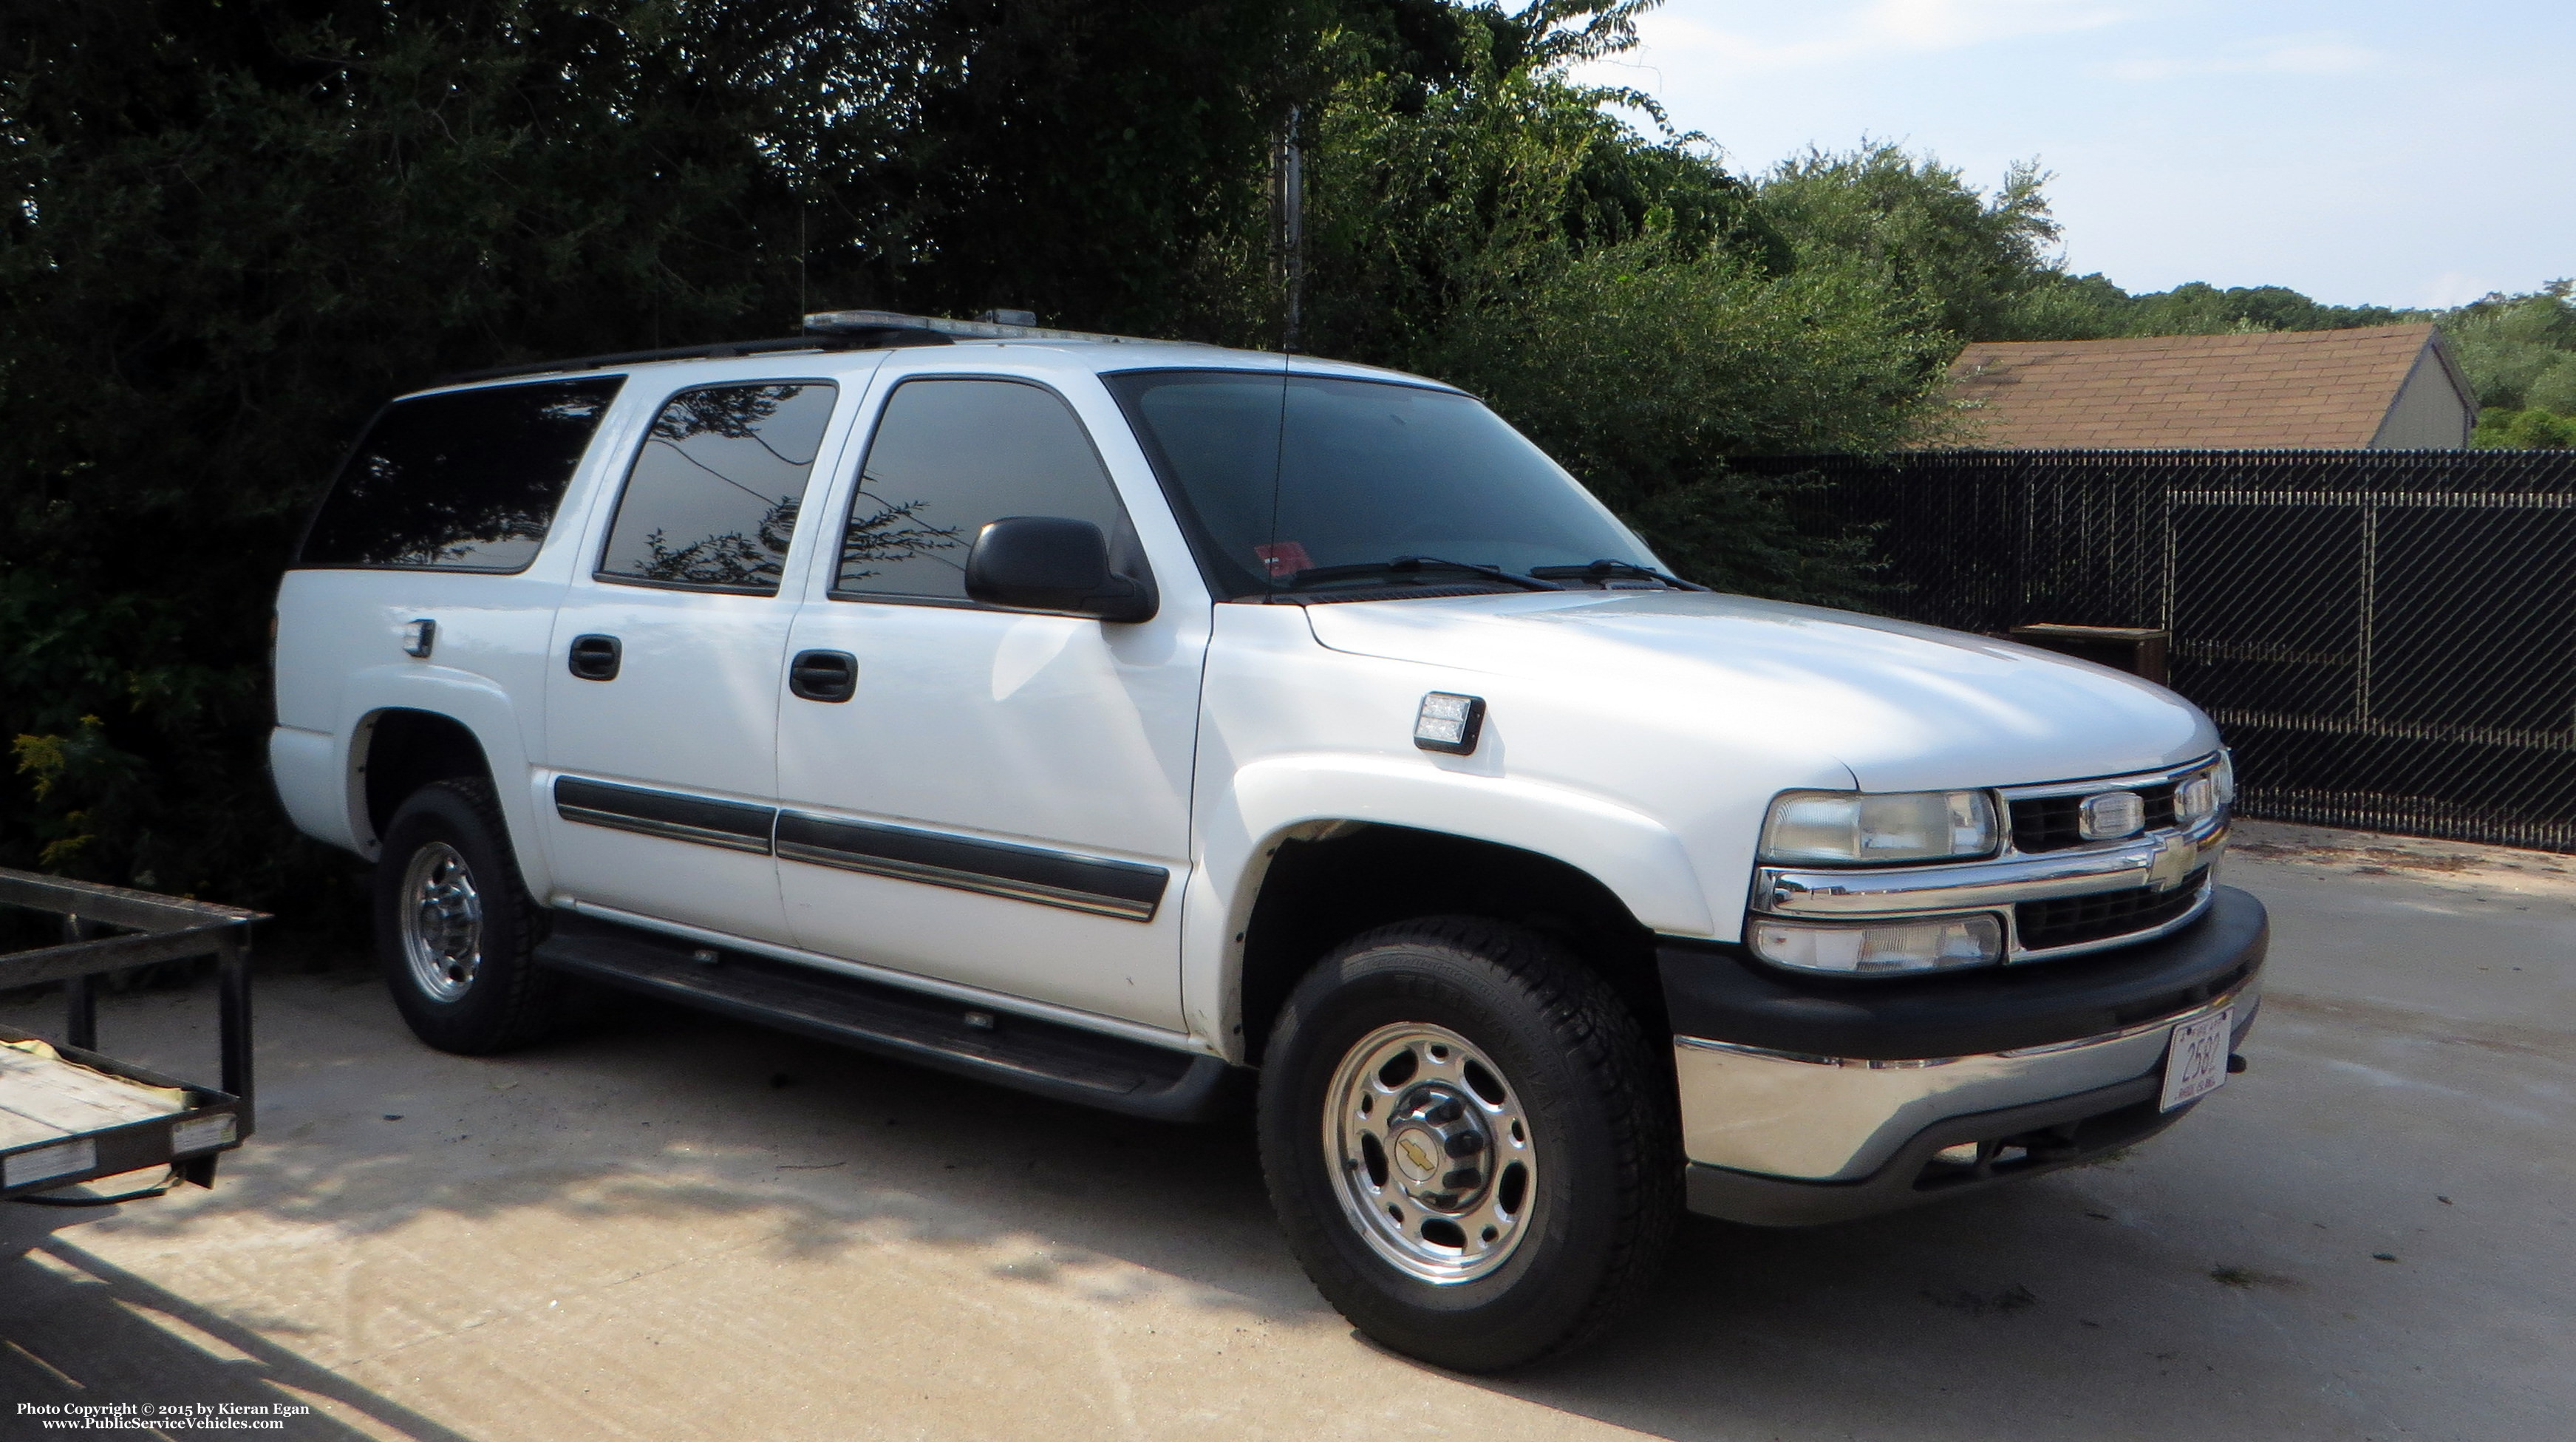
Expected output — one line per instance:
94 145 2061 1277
0 867 261 1203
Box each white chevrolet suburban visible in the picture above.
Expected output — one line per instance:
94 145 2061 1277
270 311 2263 1370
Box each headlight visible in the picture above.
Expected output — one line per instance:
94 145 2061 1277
2173 752 2235 826
1759 789 1999 865
1749 914 2004 976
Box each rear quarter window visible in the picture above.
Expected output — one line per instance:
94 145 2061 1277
296 377 625 571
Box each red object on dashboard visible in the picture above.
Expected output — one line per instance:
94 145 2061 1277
1255 541 1314 579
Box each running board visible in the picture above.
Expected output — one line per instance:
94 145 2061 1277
534 914 1234 1123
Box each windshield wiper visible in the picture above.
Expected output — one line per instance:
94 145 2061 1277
1285 556 1564 593
1527 560 1708 591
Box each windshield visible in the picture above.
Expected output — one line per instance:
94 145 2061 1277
1104 370 1662 596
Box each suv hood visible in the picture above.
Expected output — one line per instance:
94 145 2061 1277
1304 591 2219 792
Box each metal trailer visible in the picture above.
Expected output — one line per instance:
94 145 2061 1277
0 868 259 1205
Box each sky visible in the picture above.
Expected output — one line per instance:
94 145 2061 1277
1570 0 2575 310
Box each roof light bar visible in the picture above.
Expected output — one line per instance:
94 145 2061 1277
800 309 1184 347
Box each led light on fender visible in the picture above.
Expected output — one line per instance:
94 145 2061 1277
1749 914 2004 976
1759 789 1998 864
1413 692 1486 754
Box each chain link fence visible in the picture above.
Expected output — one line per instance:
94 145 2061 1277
1745 450 2576 853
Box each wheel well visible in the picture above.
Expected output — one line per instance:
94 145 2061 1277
361 710 494 843
1236 824 1665 1066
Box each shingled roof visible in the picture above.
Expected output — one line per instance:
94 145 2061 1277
1943 323 2473 449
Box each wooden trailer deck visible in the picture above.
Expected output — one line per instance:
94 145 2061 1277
0 868 257 1203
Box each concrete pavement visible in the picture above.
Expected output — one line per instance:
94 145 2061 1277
4 820 2571 1441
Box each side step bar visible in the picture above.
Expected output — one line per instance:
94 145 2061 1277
534 914 1236 1123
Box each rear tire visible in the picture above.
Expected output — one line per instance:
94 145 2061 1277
1258 916 1680 1371
374 778 556 1054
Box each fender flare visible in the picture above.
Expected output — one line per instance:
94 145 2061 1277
330 666 548 893
1179 755 1717 1054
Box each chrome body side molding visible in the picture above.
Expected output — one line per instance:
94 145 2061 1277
548 776 1171 921
774 812 1168 922
551 776 774 854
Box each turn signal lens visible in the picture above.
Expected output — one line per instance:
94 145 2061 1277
2175 774 2217 823
1749 914 2005 976
2174 753 2235 825
1759 789 1998 865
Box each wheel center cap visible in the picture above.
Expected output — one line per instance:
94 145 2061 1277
1390 1127 1442 1186
1383 1084 1492 1212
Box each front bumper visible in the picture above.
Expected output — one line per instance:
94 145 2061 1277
1660 885 2268 1225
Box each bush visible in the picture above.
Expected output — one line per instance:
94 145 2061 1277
2473 407 2576 450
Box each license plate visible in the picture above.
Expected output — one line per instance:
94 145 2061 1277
2159 1007 2234 1112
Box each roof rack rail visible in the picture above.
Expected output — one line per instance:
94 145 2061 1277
431 310 1202 389
435 336 867 387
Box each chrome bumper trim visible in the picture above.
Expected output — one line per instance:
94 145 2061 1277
1671 974 2258 1182
1757 813 2229 919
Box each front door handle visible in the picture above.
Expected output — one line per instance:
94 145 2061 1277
788 649 856 703
568 633 622 681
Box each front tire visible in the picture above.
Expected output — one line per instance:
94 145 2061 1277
1258 917 1680 1371
374 778 556 1054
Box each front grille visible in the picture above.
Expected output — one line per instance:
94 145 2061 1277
2008 783 2178 853
2015 872 2208 951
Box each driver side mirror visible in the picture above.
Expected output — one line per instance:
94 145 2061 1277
964 516 1157 623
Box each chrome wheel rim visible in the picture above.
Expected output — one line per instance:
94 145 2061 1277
400 842 483 1003
1324 1022 1536 1285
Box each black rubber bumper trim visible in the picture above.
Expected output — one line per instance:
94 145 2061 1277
1685 1072 2195 1227
1660 884 2269 1061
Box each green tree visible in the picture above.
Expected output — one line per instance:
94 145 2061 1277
1753 142 2076 343
0 0 1315 904
1297 13 1942 599
2093 281 2404 337
2443 283 2576 410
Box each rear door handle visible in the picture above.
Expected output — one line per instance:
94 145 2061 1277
788 649 856 703
568 633 622 681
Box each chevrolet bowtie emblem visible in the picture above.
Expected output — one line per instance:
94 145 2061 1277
2147 833 2198 891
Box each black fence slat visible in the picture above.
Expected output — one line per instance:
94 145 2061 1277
1744 449 2576 854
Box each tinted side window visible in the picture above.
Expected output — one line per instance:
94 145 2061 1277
596 382 838 594
297 378 623 571
836 379 1126 599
